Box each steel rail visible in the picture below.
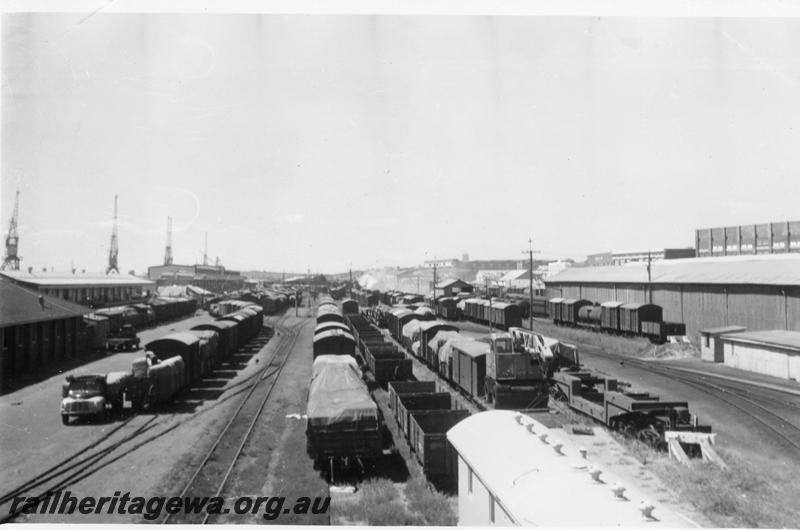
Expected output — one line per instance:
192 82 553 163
161 312 303 524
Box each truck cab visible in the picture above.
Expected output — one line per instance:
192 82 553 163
60 372 128 425
106 324 141 351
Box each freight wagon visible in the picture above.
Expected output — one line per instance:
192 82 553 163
549 298 686 343
306 355 383 476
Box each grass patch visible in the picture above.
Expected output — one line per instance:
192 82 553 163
330 477 457 526
612 433 797 528
404 478 457 526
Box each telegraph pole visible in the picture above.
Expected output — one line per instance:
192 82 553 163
486 275 493 336
524 238 541 330
646 250 653 304
433 262 437 300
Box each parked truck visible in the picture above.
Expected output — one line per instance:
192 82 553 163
60 353 185 425
105 324 141 352
60 372 129 424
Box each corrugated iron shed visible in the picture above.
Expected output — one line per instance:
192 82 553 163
0 278 90 327
548 254 800 286
719 330 800 352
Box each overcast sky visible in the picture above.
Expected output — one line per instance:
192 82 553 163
3 12 799 274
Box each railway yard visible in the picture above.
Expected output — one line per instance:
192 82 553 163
0 287 798 527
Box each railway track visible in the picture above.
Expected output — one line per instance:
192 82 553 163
0 316 285 523
162 314 306 524
600 353 800 454
457 317 800 453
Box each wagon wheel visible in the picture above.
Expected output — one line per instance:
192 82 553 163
143 384 156 412
549 385 568 402
637 427 662 449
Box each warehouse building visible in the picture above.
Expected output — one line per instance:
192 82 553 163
0 271 155 308
585 248 696 267
545 254 800 337
696 220 800 257
1 278 90 388
147 263 246 293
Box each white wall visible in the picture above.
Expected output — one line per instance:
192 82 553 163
723 341 795 379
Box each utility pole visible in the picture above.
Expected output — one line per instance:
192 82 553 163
486 275 493 336
523 238 541 330
203 232 209 266
646 250 653 304
433 262 437 301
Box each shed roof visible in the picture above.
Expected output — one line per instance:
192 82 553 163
146 332 200 349
451 339 489 358
437 278 471 289
601 301 624 308
447 410 692 527
1 271 154 287
699 325 747 336
547 254 800 286
719 330 800 352
0 278 90 327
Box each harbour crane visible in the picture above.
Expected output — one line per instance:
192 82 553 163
164 216 173 265
106 194 120 274
1 190 21 271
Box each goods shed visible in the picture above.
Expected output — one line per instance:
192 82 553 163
1 279 90 387
545 254 800 336
699 325 747 362
719 330 800 381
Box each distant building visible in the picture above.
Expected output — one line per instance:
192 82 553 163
696 220 800 257
435 279 474 297
423 258 458 268
0 270 154 308
147 264 246 293
586 249 695 267
499 269 546 294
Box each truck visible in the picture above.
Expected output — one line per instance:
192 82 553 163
60 353 185 425
105 324 141 352
60 372 129 424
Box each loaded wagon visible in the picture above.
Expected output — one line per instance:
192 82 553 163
312 329 357 358
316 305 345 325
145 333 202 387
192 320 237 360
417 321 460 367
306 355 382 473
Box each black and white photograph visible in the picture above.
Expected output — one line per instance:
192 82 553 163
1 0 799 526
